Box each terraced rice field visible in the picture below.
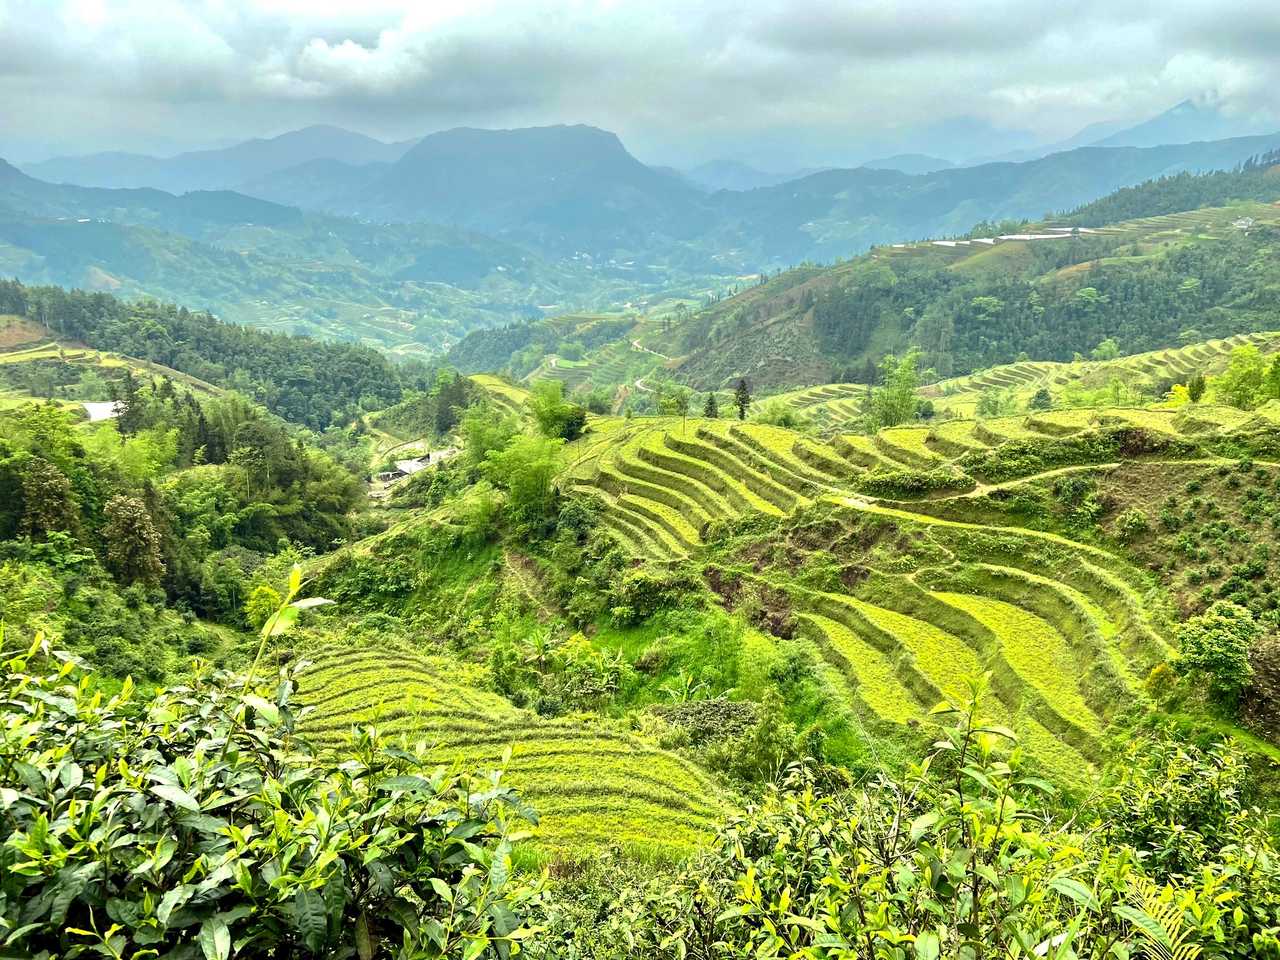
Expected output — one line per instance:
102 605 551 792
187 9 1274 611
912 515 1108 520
556 400 1236 782
297 643 728 857
470 374 531 416
926 331 1280 418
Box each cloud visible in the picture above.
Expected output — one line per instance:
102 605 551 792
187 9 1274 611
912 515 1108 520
1 0 1277 165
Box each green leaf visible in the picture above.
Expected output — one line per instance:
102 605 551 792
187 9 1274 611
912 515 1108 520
355 914 374 960
150 784 201 812
198 918 230 960
294 888 327 953
379 775 434 793
915 931 940 960
59 761 84 791
157 885 192 926
910 811 939 841
1050 877 1099 913
242 694 281 726
1114 905 1174 949
267 606 299 637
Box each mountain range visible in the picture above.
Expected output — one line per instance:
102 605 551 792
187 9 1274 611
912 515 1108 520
4 109 1280 354
22 125 417 194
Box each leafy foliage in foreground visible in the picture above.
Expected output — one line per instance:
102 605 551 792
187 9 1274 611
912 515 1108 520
0 637 542 959
543 689 1280 959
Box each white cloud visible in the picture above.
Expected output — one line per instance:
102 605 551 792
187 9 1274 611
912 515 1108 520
1 0 1277 165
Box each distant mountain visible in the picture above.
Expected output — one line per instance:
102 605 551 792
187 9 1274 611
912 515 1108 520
22 126 416 193
237 158 389 212
684 159 823 192
702 131 1280 265
0 157 691 351
859 154 954 175
974 118 1134 164
1092 99 1276 149
348 124 713 254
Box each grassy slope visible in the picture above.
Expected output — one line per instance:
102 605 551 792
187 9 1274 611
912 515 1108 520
549 373 1280 781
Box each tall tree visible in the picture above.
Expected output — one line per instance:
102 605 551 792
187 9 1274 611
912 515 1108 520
864 350 925 430
102 494 166 586
1187 372 1207 403
115 369 143 437
733 379 751 421
703 393 719 418
20 457 78 540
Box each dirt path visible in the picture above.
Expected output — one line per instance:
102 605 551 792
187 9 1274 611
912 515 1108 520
632 339 670 361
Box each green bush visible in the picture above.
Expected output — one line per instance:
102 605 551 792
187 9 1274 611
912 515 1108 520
1175 600 1258 708
0 638 541 959
854 465 976 499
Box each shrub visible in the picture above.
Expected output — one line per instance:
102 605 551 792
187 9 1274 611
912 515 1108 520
608 568 699 625
573 688 1280 959
1175 601 1258 708
1114 508 1151 542
0 637 541 959
854 465 976 499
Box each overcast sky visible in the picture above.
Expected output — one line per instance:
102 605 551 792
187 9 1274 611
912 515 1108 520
2 0 1278 167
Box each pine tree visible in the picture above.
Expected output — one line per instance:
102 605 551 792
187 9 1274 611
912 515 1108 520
20 458 78 540
733 379 751 421
703 392 719 418
115 369 142 436
1188 373 1207 404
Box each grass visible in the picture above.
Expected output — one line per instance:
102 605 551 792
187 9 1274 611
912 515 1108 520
797 613 919 724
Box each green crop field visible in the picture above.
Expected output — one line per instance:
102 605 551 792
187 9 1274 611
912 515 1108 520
297 642 729 859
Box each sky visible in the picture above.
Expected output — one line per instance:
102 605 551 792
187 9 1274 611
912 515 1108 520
2 0 1279 168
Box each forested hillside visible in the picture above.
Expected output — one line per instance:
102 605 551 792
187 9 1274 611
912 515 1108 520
0 158 732 350
0 280 411 427
674 198 1280 392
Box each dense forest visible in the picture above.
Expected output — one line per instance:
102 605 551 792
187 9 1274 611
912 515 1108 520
0 280 414 427
1066 148 1280 225
0 376 367 678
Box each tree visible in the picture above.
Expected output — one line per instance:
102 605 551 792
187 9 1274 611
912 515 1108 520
1216 345 1267 410
1188 372 1207 403
1028 386 1053 410
864 349 925 429
733 379 752 420
115 368 144 437
751 398 810 431
244 583 283 630
483 434 564 526
460 404 519 468
976 388 1016 418
1175 600 1258 707
703 392 719 418
1090 337 1121 361
102 494 166 585
528 380 587 441
1265 356 1280 401
20 457 78 540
